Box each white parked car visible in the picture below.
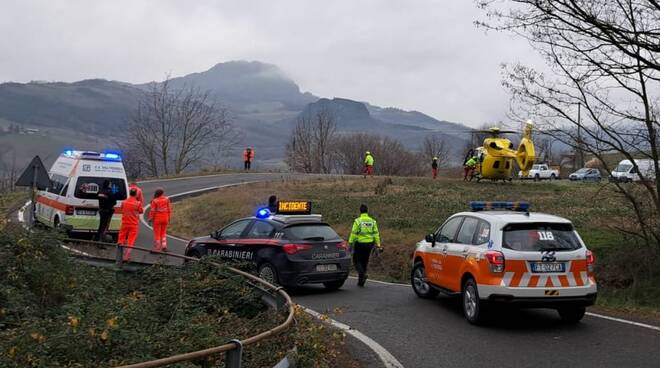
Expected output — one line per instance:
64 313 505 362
519 164 560 181
609 159 657 183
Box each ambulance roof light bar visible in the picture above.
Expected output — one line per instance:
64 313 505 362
470 201 530 212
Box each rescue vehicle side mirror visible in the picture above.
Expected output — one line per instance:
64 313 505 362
425 234 436 246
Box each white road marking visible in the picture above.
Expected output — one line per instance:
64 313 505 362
585 313 660 332
302 307 405 368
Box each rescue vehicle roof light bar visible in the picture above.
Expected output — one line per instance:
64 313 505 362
470 201 530 212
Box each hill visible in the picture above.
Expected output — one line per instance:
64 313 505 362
0 61 472 169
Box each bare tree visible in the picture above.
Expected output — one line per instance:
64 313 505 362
285 108 337 173
125 79 236 176
422 134 451 167
332 133 425 176
478 0 659 246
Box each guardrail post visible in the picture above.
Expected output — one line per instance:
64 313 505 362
225 339 243 368
115 244 124 269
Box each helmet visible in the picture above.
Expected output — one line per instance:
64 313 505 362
366 151 371 155
433 156 438 160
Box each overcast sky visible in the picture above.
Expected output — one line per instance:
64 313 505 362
0 0 548 127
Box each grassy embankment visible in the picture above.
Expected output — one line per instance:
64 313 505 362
168 176 660 318
0 216 359 367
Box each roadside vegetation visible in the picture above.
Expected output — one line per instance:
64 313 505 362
169 177 660 317
0 226 359 367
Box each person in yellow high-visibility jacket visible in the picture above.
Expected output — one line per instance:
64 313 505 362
348 204 382 286
363 151 375 177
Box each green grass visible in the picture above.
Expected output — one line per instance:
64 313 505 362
0 228 358 367
169 176 660 315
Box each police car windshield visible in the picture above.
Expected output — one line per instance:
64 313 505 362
74 177 127 200
502 223 581 252
284 224 340 241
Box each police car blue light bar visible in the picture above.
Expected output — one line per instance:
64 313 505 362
63 149 74 156
256 208 271 219
470 201 529 212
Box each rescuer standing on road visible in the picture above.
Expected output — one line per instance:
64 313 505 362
349 204 381 287
128 182 144 205
464 156 478 181
243 147 255 171
118 188 143 261
363 151 375 178
95 180 116 242
148 188 171 252
432 157 439 179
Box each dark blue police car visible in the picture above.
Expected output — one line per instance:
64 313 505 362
184 201 351 290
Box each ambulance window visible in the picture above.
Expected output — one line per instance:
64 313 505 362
219 220 251 240
60 184 69 197
246 221 275 238
474 221 491 245
47 174 67 195
437 217 463 243
456 217 479 244
74 177 127 200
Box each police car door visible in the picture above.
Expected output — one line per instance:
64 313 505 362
433 216 464 288
209 219 253 262
243 220 277 264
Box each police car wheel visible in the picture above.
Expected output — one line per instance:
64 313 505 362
557 306 586 323
323 280 345 290
411 262 438 299
462 278 486 325
258 263 279 285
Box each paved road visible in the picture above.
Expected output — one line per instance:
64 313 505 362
135 173 660 368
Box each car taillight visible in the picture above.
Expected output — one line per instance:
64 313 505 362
283 243 313 255
337 241 348 251
485 250 505 273
65 206 75 215
586 250 595 272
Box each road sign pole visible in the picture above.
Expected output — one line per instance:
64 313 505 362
31 163 37 227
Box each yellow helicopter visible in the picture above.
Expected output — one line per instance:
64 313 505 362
464 121 535 182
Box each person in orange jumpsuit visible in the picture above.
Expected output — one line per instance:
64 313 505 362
243 147 255 171
148 188 171 252
117 188 144 261
128 182 144 205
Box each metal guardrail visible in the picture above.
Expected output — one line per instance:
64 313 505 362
61 238 296 368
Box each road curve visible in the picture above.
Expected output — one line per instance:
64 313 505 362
136 174 660 368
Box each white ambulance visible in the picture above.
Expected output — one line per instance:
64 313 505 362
35 150 128 235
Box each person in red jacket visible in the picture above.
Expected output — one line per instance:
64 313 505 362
148 188 171 252
118 188 144 261
128 182 144 205
243 147 255 171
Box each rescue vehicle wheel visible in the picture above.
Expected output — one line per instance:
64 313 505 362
550 173 557 180
557 306 586 323
411 262 438 299
462 278 486 325
534 174 540 181
258 262 279 285
323 279 346 290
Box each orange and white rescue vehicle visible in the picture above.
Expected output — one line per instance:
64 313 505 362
411 201 597 324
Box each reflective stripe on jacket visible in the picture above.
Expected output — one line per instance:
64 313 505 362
349 213 380 245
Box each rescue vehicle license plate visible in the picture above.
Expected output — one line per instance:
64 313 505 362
76 209 97 216
315 264 338 272
531 262 565 273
